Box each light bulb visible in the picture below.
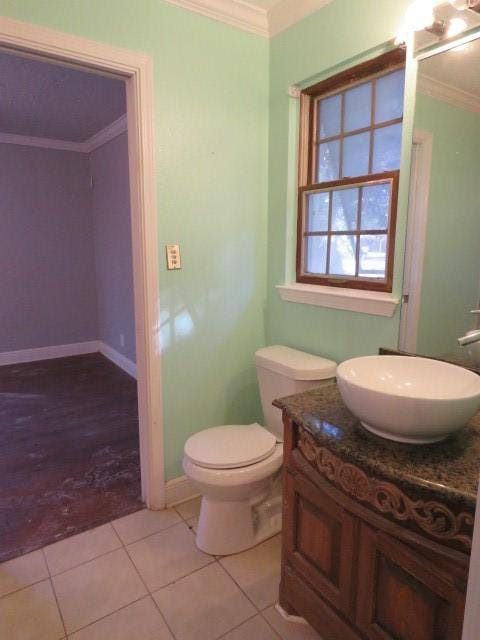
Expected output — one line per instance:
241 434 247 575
447 17 467 36
405 0 435 31
449 0 469 9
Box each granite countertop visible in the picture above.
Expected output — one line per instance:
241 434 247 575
274 382 480 511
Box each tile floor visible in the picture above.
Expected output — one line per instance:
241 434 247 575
0 497 322 639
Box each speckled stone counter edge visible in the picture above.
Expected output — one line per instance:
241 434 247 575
274 382 480 512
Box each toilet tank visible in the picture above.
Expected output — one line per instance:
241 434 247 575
255 346 337 442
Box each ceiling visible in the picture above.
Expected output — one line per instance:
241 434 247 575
242 0 280 8
0 49 126 142
418 38 480 118
420 37 480 99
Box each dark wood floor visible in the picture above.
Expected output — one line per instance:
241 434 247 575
0 353 142 563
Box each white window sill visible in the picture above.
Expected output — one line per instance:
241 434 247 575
276 283 399 317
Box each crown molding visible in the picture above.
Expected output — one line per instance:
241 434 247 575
0 132 84 152
0 114 128 153
82 114 128 152
162 0 269 37
161 0 334 38
418 73 480 115
268 0 333 37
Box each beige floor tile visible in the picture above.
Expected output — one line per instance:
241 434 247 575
153 562 256 640
175 496 201 520
112 508 181 545
127 522 213 592
220 535 281 609
0 579 64 640
52 548 147 633
221 614 280 639
186 515 199 533
69 596 173 640
262 606 322 640
44 524 121 575
0 549 49 598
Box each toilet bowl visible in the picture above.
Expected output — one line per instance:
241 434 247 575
183 346 337 556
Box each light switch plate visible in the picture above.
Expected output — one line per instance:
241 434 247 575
166 244 182 270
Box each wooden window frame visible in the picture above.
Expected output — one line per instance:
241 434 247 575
296 48 406 293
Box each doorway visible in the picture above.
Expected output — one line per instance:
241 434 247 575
0 17 164 556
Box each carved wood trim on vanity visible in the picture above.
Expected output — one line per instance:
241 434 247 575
298 428 474 550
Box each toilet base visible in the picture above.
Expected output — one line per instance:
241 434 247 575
195 482 282 556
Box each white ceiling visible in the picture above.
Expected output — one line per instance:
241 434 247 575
420 38 480 99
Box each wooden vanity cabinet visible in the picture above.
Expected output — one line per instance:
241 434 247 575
280 417 471 640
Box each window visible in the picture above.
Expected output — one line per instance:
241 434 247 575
297 49 405 292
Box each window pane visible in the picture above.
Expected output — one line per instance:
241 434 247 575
372 123 402 173
329 235 356 276
361 184 390 230
342 132 370 178
359 235 387 278
375 69 405 124
317 140 340 182
318 94 341 139
344 82 371 132
332 188 359 231
307 192 329 232
306 236 327 274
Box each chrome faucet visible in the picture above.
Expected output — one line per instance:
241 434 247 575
458 310 480 346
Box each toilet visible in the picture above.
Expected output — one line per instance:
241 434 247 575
183 345 337 556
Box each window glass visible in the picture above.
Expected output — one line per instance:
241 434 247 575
361 184 390 230
307 192 329 232
330 236 357 276
332 188 358 231
375 69 405 123
372 123 402 172
359 235 387 278
317 140 340 182
342 132 370 178
318 94 341 139
306 236 327 274
344 82 371 132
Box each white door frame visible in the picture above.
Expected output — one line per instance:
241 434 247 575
398 128 433 353
0 16 165 509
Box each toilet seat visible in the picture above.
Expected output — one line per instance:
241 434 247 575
184 423 276 470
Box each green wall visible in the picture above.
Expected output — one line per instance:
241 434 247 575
414 93 480 357
266 0 414 363
0 1 269 479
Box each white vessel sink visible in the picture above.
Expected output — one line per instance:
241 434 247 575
336 355 480 444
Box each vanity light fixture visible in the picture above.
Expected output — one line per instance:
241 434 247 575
395 0 444 45
447 16 468 36
449 0 480 11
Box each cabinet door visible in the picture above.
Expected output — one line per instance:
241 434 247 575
356 524 465 640
283 470 356 615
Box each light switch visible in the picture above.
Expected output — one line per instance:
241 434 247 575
166 244 182 270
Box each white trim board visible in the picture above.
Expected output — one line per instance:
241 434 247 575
0 114 128 153
277 283 399 317
417 73 480 115
162 0 334 38
99 341 137 379
165 475 200 507
0 341 99 366
0 339 137 377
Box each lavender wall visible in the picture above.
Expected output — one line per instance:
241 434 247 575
0 144 98 352
90 132 136 363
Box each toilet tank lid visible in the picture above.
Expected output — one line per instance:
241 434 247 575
255 346 337 381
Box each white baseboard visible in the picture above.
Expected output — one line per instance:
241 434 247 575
0 340 100 366
98 341 137 379
165 475 199 508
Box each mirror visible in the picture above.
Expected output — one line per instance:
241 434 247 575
400 33 480 369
